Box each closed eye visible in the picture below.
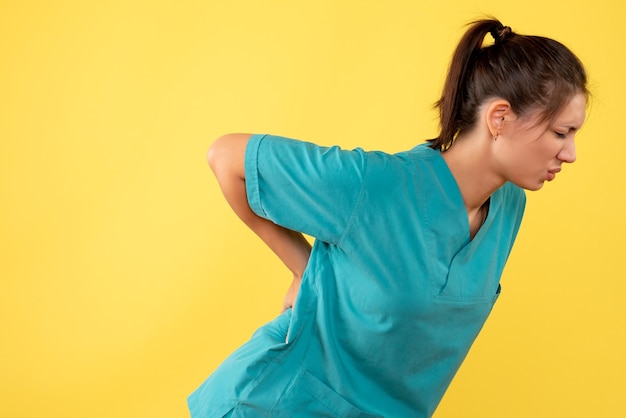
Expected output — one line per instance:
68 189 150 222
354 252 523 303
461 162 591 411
554 131 568 139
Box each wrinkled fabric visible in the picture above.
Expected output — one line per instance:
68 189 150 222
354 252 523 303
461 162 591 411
188 134 526 417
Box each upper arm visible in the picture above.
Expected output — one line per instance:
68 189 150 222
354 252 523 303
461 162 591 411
244 134 370 244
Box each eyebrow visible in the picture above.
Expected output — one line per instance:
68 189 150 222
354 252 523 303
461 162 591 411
555 124 582 132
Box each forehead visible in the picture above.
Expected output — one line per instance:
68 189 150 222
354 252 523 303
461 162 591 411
519 93 587 130
553 93 587 129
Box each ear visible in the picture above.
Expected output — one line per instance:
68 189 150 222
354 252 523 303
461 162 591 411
485 99 514 137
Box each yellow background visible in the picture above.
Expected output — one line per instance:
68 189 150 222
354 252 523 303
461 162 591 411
1 1 624 417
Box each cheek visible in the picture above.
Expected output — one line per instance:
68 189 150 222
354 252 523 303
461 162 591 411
510 146 538 169
535 140 563 162
504 147 546 185
520 136 558 165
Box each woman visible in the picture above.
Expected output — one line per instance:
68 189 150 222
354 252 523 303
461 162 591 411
189 18 588 417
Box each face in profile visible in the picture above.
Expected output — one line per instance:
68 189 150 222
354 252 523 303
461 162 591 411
495 93 587 191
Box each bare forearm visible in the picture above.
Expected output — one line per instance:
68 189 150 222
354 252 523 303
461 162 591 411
220 174 311 278
208 134 311 278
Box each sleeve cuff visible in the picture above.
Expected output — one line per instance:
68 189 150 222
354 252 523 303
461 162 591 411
244 134 267 218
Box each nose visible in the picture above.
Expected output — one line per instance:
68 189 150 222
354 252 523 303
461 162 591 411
558 137 577 164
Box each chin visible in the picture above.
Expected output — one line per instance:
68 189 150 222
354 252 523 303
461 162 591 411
526 182 546 191
511 179 545 191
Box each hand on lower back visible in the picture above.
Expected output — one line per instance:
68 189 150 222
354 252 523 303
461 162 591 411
282 276 302 312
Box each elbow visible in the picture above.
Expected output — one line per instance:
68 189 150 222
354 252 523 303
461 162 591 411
206 133 251 178
207 135 227 172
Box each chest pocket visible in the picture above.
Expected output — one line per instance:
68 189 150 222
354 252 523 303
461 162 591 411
273 370 383 418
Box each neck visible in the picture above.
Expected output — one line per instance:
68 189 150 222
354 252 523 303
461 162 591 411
440 133 505 213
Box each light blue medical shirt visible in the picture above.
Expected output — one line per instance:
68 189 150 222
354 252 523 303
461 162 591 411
188 134 526 417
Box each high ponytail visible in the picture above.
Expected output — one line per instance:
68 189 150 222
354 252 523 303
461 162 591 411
430 18 588 151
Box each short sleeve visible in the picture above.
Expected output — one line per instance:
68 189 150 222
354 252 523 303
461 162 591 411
244 134 367 244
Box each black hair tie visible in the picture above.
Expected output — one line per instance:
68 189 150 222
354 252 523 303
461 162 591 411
491 25 513 43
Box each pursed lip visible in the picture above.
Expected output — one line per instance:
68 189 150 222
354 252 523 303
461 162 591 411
546 167 561 181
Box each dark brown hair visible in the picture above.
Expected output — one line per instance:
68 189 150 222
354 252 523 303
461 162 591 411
430 18 588 150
